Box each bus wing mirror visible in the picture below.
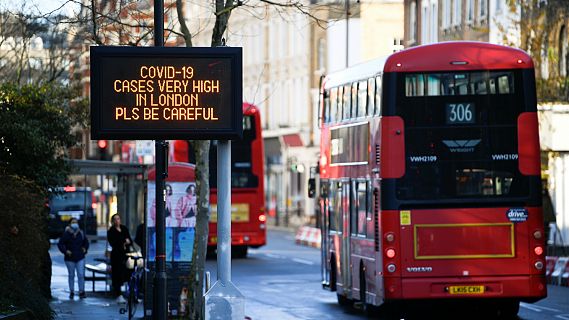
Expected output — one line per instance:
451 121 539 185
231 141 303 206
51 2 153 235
308 178 316 198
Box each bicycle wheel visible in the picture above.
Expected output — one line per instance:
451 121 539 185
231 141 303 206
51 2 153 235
128 278 137 319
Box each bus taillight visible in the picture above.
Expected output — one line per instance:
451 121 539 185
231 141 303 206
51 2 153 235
259 214 267 222
386 248 396 259
534 246 544 256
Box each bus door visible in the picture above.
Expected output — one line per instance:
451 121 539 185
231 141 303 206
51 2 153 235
320 180 330 288
339 179 352 295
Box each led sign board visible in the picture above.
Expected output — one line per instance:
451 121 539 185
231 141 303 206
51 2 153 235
90 46 242 140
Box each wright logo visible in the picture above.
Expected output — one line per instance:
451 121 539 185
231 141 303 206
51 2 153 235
442 139 481 153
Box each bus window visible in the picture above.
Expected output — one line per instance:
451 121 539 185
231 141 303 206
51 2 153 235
367 78 375 116
356 181 367 236
329 181 342 232
330 87 338 123
358 80 367 118
350 181 358 236
343 84 351 120
498 74 512 94
375 75 382 115
337 86 344 122
395 70 528 202
323 89 330 123
406 72 515 97
427 74 441 96
351 82 358 119
405 74 424 96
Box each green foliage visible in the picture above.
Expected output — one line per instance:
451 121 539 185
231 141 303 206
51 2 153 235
0 82 86 188
0 175 54 319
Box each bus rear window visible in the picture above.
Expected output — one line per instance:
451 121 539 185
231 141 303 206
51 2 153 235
395 69 530 203
405 71 514 97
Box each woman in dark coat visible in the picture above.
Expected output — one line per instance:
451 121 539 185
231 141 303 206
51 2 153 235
58 218 89 299
107 214 133 301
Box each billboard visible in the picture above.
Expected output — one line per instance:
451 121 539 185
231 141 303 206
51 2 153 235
90 46 243 140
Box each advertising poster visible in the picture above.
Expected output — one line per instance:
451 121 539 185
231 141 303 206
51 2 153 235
145 180 196 318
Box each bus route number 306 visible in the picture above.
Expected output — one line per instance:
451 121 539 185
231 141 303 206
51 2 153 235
446 103 475 124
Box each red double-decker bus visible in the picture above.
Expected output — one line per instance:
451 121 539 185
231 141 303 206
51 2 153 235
172 103 266 257
316 42 545 317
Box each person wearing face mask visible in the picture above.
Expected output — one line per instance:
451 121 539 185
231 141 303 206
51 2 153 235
57 218 89 299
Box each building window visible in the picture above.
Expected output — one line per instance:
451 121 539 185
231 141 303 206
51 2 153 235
467 0 474 24
421 3 429 44
560 26 567 77
478 0 487 20
430 1 438 43
541 43 549 80
453 0 462 27
443 0 452 29
317 38 325 71
409 1 417 43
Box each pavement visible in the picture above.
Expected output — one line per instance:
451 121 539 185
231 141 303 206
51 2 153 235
48 225 296 320
49 228 144 320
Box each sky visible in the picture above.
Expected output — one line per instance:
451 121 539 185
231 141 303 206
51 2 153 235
2 0 78 16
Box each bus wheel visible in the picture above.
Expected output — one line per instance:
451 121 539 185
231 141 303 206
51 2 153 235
337 293 351 307
498 300 519 319
330 257 337 291
232 246 248 259
359 267 368 312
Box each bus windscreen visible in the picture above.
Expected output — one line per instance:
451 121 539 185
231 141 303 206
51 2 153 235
395 70 530 202
209 115 258 188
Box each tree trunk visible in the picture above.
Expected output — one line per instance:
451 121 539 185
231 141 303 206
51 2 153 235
189 140 210 320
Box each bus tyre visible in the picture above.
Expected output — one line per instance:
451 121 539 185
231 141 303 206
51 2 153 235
330 257 337 292
498 300 519 319
232 246 248 259
337 293 351 307
359 267 368 313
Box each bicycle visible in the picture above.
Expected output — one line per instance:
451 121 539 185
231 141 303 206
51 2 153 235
119 254 145 319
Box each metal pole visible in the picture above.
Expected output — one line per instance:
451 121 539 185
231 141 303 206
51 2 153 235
154 142 168 320
217 140 231 284
345 0 349 68
204 140 244 320
153 1 166 318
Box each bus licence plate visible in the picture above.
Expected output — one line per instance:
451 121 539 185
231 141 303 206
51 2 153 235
449 285 485 295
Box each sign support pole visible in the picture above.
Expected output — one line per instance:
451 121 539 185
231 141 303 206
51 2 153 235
217 140 232 284
153 1 168 319
204 140 244 319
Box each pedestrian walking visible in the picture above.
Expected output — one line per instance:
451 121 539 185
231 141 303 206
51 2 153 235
107 213 133 303
57 218 89 299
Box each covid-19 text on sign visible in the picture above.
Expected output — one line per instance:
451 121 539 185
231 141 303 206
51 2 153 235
90 46 242 140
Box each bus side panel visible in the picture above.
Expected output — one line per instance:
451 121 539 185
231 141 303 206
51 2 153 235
350 238 376 302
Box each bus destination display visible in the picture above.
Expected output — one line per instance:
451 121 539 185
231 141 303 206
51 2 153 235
90 46 242 140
